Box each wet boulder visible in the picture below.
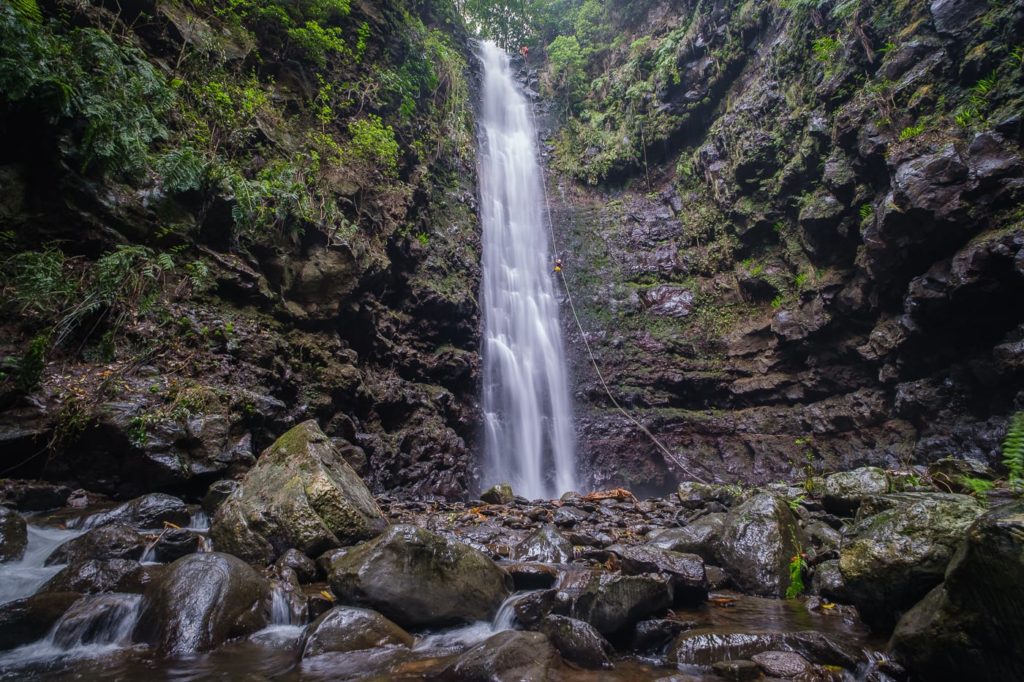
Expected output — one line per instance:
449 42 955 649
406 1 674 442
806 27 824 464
718 493 805 597
890 502 1024 680
502 561 559 590
152 528 202 563
275 547 319 583
0 591 81 650
648 513 725 563
327 524 511 629
822 467 890 515
669 630 859 669
0 506 27 562
569 573 673 637
607 544 708 605
210 421 386 564
439 630 561 681
840 493 983 631
74 493 190 530
40 558 141 594
511 525 573 563
632 618 696 652
0 480 71 511
538 614 613 669
300 606 413 658
202 479 240 516
752 650 813 677
45 523 145 565
480 483 514 505
50 593 141 649
134 552 271 655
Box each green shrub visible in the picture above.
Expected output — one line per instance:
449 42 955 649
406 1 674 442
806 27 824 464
287 20 346 66
347 114 400 173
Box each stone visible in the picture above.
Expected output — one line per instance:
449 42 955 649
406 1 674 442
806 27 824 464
538 614 613 669
480 483 514 505
648 513 725 563
511 525 573 563
642 285 694 317
45 523 145 565
40 558 141 594
133 552 271 655
512 588 557 628
0 506 28 562
669 630 859 669
839 493 983 631
210 420 387 564
438 630 561 681
822 467 890 515
930 0 987 36
752 650 812 677
607 544 708 605
152 528 202 563
0 591 81 650
275 548 319 583
890 502 1024 680
632 618 696 652
809 559 846 601
502 561 559 590
49 593 142 649
719 493 805 598
569 572 673 636
299 606 413 658
202 479 240 516
327 524 511 629
0 481 70 511
73 493 190 530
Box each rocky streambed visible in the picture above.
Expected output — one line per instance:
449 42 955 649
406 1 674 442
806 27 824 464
0 422 1021 681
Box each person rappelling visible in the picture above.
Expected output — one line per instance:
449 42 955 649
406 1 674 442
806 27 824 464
553 258 563 273
519 45 529 61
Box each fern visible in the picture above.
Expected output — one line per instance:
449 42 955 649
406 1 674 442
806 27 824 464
9 0 42 23
1003 411 1024 489
157 147 206 193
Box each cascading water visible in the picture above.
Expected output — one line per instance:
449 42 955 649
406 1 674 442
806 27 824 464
477 40 577 500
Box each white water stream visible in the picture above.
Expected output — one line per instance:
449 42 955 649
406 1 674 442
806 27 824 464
477 40 577 500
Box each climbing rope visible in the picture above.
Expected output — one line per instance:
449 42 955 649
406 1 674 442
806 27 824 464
534 164 711 485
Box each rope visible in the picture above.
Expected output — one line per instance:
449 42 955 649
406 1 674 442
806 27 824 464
532 151 710 484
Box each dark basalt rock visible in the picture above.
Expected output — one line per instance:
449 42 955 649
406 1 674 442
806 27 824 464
669 630 860 669
0 481 70 511
480 483 514 505
718 493 805 598
45 523 145 565
538 614 613 669
647 513 725 563
711 659 761 681
152 528 202 563
822 467 890 516
73 493 190 530
839 493 982 631
632 618 697 652
275 547 319 583
751 650 813 677
511 525 573 563
502 561 559 590
890 502 1024 681
0 591 81 650
568 573 674 637
606 544 708 606
300 606 413 658
327 524 511 629
202 479 240 516
437 630 561 681
40 558 141 594
133 552 271 655
0 507 28 562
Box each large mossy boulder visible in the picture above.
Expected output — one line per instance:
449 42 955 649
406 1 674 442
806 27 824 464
134 552 270 655
210 420 386 564
300 606 413 658
839 493 982 631
327 524 511 629
718 493 805 597
0 506 27 562
890 502 1024 681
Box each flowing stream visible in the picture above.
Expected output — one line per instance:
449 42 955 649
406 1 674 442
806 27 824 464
477 40 577 500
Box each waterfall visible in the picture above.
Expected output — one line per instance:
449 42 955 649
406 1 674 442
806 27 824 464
477 40 577 500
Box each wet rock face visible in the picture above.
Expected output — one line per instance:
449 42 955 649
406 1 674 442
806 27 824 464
210 420 387 564
839 493 983 631
133 552 271 655
73 494 190 530
890 502 1024 680
718 493 804 598
569 572 674 636
40 558 141 594
0 591 81 650
538 615 613 669
300 606 413 658
822 467 890 515
607 544 708 606
0 507 28 562
327 524 511 629
511 525 574 563
45 523 145 566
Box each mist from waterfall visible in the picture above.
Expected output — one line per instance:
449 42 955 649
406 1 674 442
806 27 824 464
477 40 577 500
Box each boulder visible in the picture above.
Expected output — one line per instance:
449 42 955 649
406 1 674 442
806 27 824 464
210 420 386 564
0 591 81 650
40 558 141 594
538 615 613 669
569 573 673 636
511 525 573 563
502 561 559 590
822 467 890 515
648 513 725 563
752 650 813 677
711 660 761 681
202 479 240 516
718 493 805 597
49 593 141 649
300 606 413 658
839 493 983 631
438 630 561 681
0 480 71 511
74 493 190 530
275 548 319 583
890 503 1024 680
45 523 145 565
134 552 271 655
930 0 987 36
480 483 514 505
607 544 708 605
151 528 202 563
669 630 859 668
632 618 696 652
327 524 511 629
0 506 27 562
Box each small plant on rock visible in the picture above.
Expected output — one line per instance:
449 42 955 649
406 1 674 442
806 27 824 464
1003 411 1024 491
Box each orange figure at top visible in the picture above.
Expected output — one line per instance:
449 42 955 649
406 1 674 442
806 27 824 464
520 45 529 61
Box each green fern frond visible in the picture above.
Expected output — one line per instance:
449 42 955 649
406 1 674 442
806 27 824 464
1003 411 1024 488
9 0 42 23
